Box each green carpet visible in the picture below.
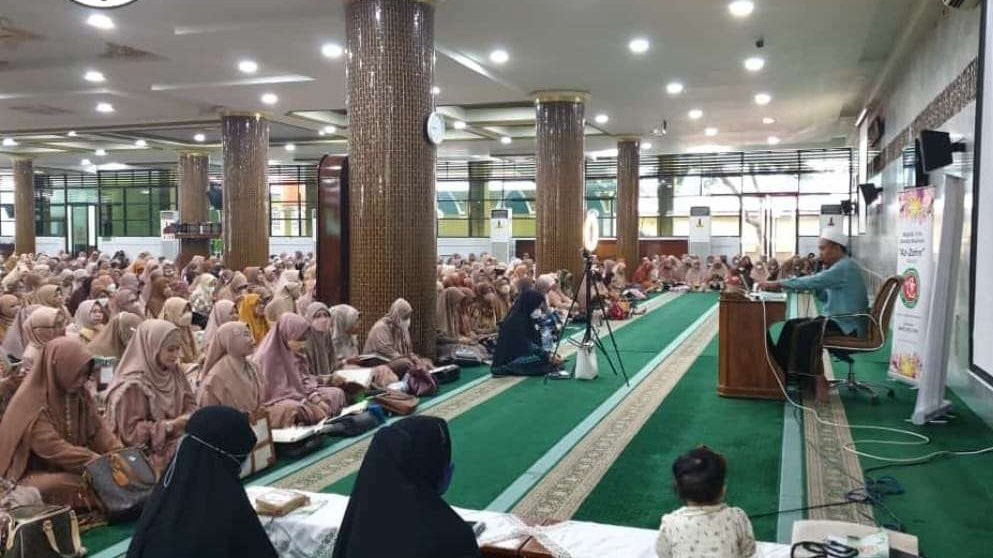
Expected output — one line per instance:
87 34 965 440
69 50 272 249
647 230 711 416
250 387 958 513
324 293 721 509
835 349 993 558
572 337 785 541
82 363 494 555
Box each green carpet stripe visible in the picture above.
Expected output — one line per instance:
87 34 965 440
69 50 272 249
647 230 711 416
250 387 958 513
485 303 718 512
323 293 721 508
572 336 785 542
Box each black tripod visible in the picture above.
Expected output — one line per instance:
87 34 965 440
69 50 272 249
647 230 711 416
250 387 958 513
548 249 629 386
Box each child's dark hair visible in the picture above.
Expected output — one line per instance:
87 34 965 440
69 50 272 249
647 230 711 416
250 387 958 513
672 446 726 505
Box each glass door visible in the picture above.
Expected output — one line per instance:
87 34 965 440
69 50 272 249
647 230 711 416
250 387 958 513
741 195 798 259
66 204 97 255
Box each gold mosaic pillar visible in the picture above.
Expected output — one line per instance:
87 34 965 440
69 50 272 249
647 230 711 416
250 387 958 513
221 113 269 271
534 90 589 280
345 0 437 357
177 151 211 266
616 137 640 266
12 157 35 255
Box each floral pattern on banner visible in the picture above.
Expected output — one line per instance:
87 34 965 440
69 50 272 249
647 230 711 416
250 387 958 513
899 187 934 221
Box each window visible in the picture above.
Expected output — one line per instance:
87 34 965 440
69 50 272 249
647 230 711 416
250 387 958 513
269 165 316 237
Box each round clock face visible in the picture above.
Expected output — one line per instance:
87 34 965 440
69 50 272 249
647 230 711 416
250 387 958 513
69 0 140 7
425 112 446 145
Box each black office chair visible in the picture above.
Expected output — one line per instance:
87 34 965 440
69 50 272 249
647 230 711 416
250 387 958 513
820 275 903 404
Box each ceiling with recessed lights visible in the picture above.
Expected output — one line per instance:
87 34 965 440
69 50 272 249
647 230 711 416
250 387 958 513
0 0 920 170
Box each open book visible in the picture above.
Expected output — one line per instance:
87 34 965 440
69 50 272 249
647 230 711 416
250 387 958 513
270 401 371 444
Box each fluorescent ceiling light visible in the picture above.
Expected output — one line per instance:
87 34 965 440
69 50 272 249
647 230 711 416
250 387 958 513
95 102 114 113
150 75 313 91
134 139 147 147
193 133 206 142
80 159 92 166
323 125 337 134
84 70 105 83
431 86 441 95
489 49 509 64
453 120 467 130
500 136 512 145
322 43 344 58
688 109 704 120
705 127 719 137
628 37 650 54
744 57 765 72
284 143 296 152
261 92 279 105
666 82 684 95
594 114 609 124
641 142 653 150
67 131 77 137
86 14 115 30
728 1 755 18
95 149 107 156
1 138 17 147
238 60 258 74
754 92 772 105
762 117 776 125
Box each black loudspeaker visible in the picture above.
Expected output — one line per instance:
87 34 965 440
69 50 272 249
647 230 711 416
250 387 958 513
859 183 883 207
919 129 967 172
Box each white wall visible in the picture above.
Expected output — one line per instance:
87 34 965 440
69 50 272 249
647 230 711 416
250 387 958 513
268 237 316 257
437 238 492 258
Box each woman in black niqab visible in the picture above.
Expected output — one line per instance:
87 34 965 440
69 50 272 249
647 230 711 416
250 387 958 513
332 416 480 558
490 290 556 376
126 405 276 558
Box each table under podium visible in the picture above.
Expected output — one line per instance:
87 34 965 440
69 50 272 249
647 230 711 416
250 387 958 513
718 291 786 400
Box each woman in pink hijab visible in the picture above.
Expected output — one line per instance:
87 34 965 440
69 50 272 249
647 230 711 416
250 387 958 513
252 313 346 427
196 321 264 415
105 319 196 474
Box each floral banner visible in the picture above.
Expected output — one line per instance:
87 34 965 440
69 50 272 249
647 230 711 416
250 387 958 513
889 187 935 384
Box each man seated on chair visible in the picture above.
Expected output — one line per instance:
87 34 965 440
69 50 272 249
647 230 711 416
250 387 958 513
757 229 869 378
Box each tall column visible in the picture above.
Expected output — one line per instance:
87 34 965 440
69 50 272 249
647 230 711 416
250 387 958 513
616 136 640 266
346 0 437 357
221 113 269 271
177 151 210 267
12 157 35 255
534 90 589 280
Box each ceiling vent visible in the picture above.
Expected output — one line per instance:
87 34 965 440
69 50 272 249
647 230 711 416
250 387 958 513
8 104 74 116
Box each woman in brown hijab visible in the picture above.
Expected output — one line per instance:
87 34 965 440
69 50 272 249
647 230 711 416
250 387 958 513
88 312 143 359
263 270 301 325
0 338 123 510
19 272 43 304
106 320 197 473
158 297 199 366
0 294 20 341
108 287 142 318
144 276 172 319
68 299 106 343
20 307 67 374
364 298 415 361
214 272 247 303
196 321 263 414
35 284 70 320
329 304 362 363
204 299 237 339
468 283 499 336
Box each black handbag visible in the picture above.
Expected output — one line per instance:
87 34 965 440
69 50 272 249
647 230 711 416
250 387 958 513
83 447 157 523
430 364 461 385
323 409 385 438
1 504 86 558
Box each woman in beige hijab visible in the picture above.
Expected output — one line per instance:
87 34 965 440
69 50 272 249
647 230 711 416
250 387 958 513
105 320 196 474
158 297 199 366
34 284 70 321
196 321 264 414
0 338 123 510
88 312 143 359
204 299 237 339
329 304 362 363
364 298 415 361
264 270 301 325
67 299 106 343
0 294 20 341
20 307 67 374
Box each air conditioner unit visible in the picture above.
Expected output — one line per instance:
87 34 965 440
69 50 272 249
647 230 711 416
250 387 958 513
942 0 980 10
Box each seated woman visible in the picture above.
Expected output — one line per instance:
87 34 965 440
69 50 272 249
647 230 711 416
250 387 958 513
332 416 479 558
196 322 263 414
88 311 143 359
491 290 563 377
125 406 277 558
188 273 217 328
468 283 500 337
436 287 489 362
329 304 362 365
238 292 270 344
108 288 142 318
68 299 106 343
306 303 398 395
106 320 197 474
0 294 20 340
20 307 67 374
204 299 237 339
537 274 573 316
363 298 434 379
158 297 199 368
0 338 124 510
0 353 23 420
35 284 70 320
264 270 302 325
144 276 173 319
252 313 347 427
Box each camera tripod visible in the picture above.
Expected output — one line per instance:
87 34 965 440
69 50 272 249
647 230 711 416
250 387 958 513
547 249 629 386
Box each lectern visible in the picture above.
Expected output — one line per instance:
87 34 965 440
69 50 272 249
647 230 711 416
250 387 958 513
718 291 786 400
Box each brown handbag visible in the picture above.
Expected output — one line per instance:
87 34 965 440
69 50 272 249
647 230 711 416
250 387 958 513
372 391 419 416
1 504 86 558
239 410 277 479
83 448 157 523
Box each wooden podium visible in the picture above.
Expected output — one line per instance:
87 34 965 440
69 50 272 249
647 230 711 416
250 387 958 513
718 292 786 400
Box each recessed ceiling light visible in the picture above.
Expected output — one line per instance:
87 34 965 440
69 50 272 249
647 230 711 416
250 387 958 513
134 139 147 147
762 117 776 124
318 130 326 136
322 43 344 58
453 120 467 130
728 1 755 18
81 159 92 166
755 92 772 105
767 136 781 145
238 60 259 74
594 113 609 124
744 56 765 72
688 109 704 120
705 127 719 137
285 143 296 152
86 14 115 30
666 82 684 95
193 133 206 142
323 125 337 134
628 37 650 54
95 149 107 157
83 70 105 83
261 93 278 105
431 86 441 95
95 102 114 113
489 49 509 64
1 138 17 147
500 136 512 145
67 131 77 137
641 142 653 150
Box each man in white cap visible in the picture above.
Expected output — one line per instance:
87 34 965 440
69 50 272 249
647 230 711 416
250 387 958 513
758 230 868 376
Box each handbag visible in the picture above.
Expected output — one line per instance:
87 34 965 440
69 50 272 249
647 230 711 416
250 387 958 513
1 504 86 558
83 448 157 523
323 408 386 437
372 391 419 416
240 410 277 479
430 365 461 385
404 367 438 397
